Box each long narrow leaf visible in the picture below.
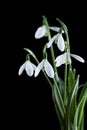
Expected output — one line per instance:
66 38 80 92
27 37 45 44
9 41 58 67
65 75 79 130
53 85 64 118
78 93 87 129
73 94 87 130
68 68 75 94
53 79 65 115
70 75 79 104
52 87 63 127
58 77 64 95
78 82 87 102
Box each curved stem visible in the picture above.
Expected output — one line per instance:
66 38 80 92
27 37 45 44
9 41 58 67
43 71 53 88
24 48 53 88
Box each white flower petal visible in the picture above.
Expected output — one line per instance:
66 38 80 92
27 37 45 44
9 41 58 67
44 60 54 78
18 62 26 75
50 26 64 33
31 63 37 70
34 60 44 77
47 34 58 48
25 61 33 76
57 34 65 51
70 54 85 63
35 25 46 39
55 53 66 67
50 27 60 32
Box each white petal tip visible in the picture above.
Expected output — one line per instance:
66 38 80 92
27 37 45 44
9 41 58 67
71 54 85 63
81 59 85 63
18 70 23 75
47 44 50 48
34 73 37 77
18 72 21 76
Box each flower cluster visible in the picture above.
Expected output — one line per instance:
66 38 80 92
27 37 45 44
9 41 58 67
18 16 87 130
18 20 84 78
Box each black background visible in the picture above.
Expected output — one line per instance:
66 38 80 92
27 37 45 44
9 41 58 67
2 1 87 129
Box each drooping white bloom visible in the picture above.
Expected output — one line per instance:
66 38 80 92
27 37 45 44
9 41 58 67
35 59 54 78
18 60 36 76
55 52 85 67
35 25 47 39
55 53 71 67
47 33 65 52
47 26 65 51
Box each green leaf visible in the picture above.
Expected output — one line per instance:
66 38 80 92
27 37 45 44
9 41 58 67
58 77 64 95
80 112 84 130
68 68 75 94
73 93 87 130
68 75 79 108
65 75 79 130
73 68 76 79
78 92 87 129
52 87 64 127
78 82 87 103
52 84 65 119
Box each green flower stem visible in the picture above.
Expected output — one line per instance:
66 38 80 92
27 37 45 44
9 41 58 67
47 22 58 78
66 30 72 70
64 63 67 105
64 36 68 105
43 16 59 81
64 29 71 104
43 71 53 88
48 32 59 82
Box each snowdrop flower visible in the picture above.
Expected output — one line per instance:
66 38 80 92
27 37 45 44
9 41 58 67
35 59 54 78
55 52 85 67
35 25 47 39
47 33 65 52
35 25 65 51
18 60 36 76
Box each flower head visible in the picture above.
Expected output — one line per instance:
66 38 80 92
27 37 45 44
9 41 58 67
47 26 65 51
18 60 36 76
35 25 47 39
55 52 85 67
35 59 54 78
47 33 65 51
